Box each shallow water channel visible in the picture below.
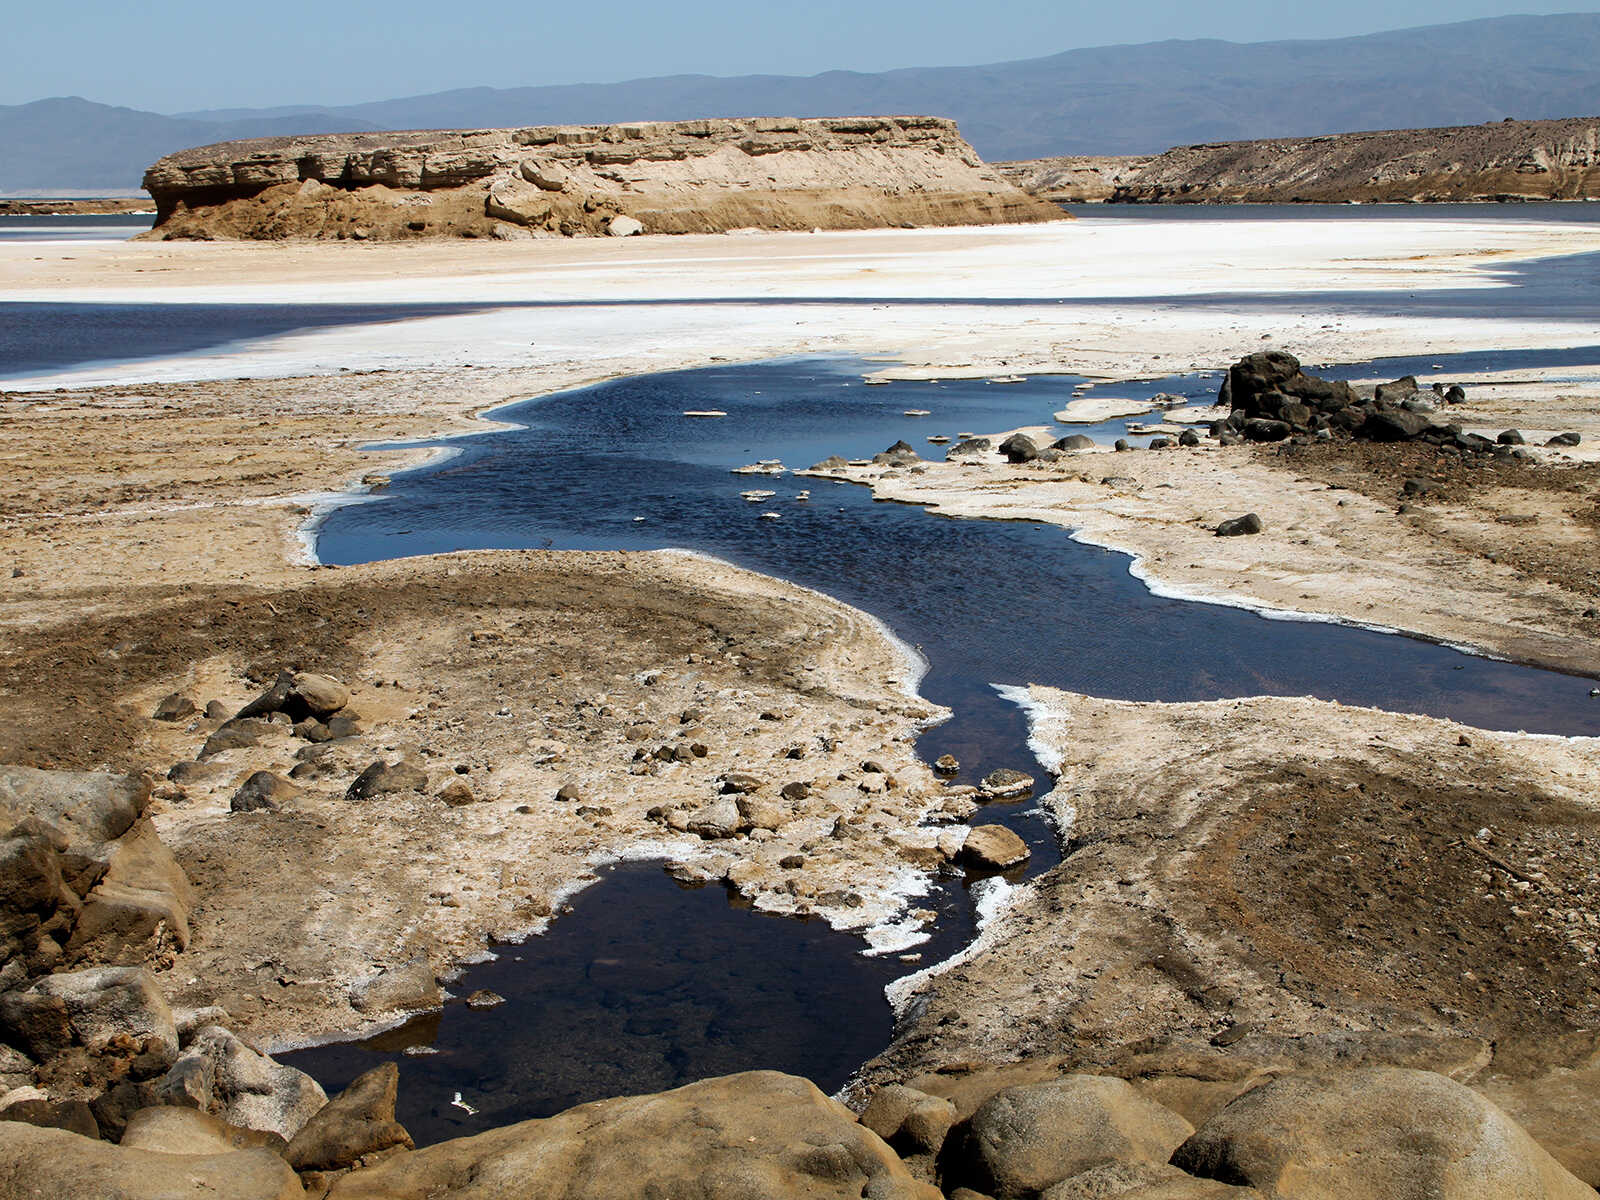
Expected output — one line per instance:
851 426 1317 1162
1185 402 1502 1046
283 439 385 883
282 352 1600 1142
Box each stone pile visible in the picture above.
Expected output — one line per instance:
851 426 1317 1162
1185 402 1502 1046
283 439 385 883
1218 351 1581 453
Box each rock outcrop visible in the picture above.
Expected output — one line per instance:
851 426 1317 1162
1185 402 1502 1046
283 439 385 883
1172 1068 1595 1199
995 155 1155 203
140 116 1060 240
0 767 191 988
1109 115 1600 203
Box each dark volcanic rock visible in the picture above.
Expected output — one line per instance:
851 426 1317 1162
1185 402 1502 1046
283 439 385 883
345 760 428 802
228 772 297 813
1215 513 1263 537
999 433 1041 463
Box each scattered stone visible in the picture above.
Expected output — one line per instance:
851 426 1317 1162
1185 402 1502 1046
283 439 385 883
1374 375 1420 404
1215 513 1263 537
1114 438 1131 451
953 1075 1195 1199
1498 429 1526 445
1053 434 1095 452
464 990 505 1010
436 780 476 807
120 1106 286 1155
199 718 277 758
934 753 961 774
1179 429 1201 446
1444 384 1466 403
1148 437 1175 449
980 768 1034 799
228 772 296 813
735 793 787 832
1241 419 1291 443
780 781 811 801
555 783 583 803
687 798 743 840
718 773 765 795
1548 432 1582 447
349 957 441 1018
999 434 1041 463
947 438 992 457
1172 1068 1592 1200
606 215 644 237
959 825 1031 871
286 1062 414 1172
779 854 805 869
345 760 428 802
292 718 333 742
153 694 197 722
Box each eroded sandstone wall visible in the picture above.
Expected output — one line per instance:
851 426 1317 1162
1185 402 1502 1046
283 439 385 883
994 155 1154 203
140 116 1060 240
1110 114 1600 204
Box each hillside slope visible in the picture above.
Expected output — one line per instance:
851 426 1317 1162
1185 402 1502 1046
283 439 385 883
1109 115 1600 203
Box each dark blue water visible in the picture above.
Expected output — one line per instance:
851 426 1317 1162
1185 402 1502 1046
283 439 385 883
290 353 1600 1140
0 301 500 380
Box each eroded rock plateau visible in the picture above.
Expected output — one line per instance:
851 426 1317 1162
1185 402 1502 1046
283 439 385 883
140 116 1058 240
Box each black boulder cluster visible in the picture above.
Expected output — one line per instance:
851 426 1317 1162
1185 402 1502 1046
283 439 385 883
1216 351 1578 455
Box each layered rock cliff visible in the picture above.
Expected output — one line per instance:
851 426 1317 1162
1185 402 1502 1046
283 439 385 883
1107 114 1600 204
139 116 1059 240
994 155 1154 203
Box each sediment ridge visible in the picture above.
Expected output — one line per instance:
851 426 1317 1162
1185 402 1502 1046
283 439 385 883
1107 114 1600 204
139 116 1059 241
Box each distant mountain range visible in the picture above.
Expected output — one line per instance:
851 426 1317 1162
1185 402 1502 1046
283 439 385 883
7 13 1600 193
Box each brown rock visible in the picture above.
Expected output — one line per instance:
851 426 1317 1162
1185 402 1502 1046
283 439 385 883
1172 1068 1593 1200
436 780 475 807
959 825 1031 871
286 1062 413 1172
860 1084 958 1156
120 1105 287 1155
954 1075 1195 1199
0 1121 305 1199
326 1071 938 1200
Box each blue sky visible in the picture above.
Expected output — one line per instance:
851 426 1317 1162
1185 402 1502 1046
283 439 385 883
6 2 1596 112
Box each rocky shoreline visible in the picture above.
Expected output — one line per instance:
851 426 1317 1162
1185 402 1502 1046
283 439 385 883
999 115 1600 205
5 216 1600 1196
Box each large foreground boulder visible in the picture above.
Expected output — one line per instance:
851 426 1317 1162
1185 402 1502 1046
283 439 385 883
285 1062 412 1171
0 1121 304 1199
951 1075 1195 1199
1171 1067 1593 1199
326 1070 940 1200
